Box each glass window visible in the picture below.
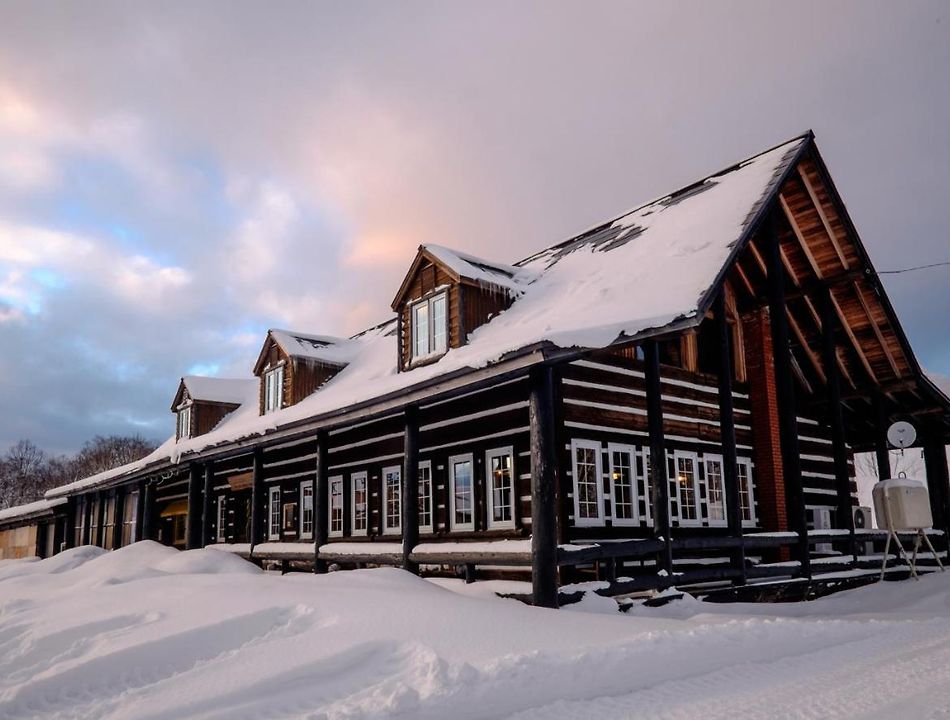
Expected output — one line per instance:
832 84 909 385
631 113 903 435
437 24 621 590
102 496 116 549
383 466 401 534
89 496 101 547
300 481 314 539
450 454 474 531
121 491 138 546
351 472 368 535
329 476 344 537
264 366 284 413
268 486 281 540
418 462 433 533
675 453 700 525
608 445 636 524
216 495 228 542
410 292 448 362
738 460 756 525
704 456 727 525
571 440 603 526
486 447 514 529
177 405 192 441
75 497 86 547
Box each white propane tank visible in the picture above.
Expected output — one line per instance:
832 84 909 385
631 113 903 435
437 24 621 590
872 477 933 531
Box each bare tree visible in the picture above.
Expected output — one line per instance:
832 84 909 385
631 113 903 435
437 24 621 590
69 435 157 480
0 440 49 509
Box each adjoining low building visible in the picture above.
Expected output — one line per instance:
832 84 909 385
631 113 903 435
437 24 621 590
4 131 950 606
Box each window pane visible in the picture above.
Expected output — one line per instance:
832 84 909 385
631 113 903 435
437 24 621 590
453 459 473 526
706 459 725 522
301 483 314 536
489 451 513 524
431 295 447 354
575 447 600 520
418 464 432 529
611 450 634 520
386 468 401 530
269 488 281 538
330 479 344 533
738 463 754 522
678 457 697 521
413 303 429 358
353 474 367 531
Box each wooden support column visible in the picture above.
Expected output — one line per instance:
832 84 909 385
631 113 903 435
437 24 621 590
529 364 559 608
402 405 420 575
135 480 147 542
201 462 214 547
714 292 746 584
186 463 203 550
923 434 950 541
82 494 93 545
250 449 264 548
63 497 76 551
644 339 674 575
141 482 155 541
765 211 810 578
873 391 891 480
313 430 329 574
112 488 124 550
819 287 856 555
94 491 106 548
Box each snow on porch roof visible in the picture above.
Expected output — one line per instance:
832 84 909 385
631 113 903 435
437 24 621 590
46 133 809 499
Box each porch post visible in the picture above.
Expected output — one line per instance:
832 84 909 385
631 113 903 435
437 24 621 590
63 497 76 550
529 363 559 608
186 463 203 550
819 287 856 557
82 494 93 545
714 292 746 584
135 480 147 542
141 481 155 541
202 461 214 546
764 210 810 578
402 405 420 574
313 430 329 574
250 448 264 548
112 488 124 550
94 491 106 547
644 339 674 575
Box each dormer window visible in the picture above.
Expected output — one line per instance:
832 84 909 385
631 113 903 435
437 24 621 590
263 365 284 413
411 292 447 362
176 405 192 441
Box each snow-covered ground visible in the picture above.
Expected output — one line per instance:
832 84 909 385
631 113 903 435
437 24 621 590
1 543 949 719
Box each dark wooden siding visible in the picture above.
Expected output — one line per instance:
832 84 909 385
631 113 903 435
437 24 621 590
193 401 239 437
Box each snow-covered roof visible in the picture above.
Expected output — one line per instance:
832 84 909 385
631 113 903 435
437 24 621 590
0 497 66 525
177 376 255 408
267 329 354 368
423 244 535 294
47 133 809 500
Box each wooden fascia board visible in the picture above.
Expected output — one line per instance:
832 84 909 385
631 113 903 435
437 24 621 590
252 333 278 377
170 379 188 412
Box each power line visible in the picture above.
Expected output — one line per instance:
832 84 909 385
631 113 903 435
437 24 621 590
879 261 950 275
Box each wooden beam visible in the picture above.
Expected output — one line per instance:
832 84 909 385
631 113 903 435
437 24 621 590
779 244 801 288
186 463 202 550
714 292 746 585
786 307 826 384
872 392 891 481
529 364 559 608
313 430 329 574
829 289 877 383
734 261 756 299
141 482 154 542
201 461 214 547
401 406 420 574
853 281 901 378
748 238 768 276
250 449 265 548
644 339 674 575
797 166 850 269
779 193 824 281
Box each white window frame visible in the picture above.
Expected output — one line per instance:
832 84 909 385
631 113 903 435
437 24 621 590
299 480 314 539
267 486 281 541
329 476 344 538
216 496 227 542
640 447 654 526
350 471 368 536
263 364 284 414
702 454 728 527
449 453 475 532
177 404 192 441
738 458 757 527
607 443 638 526
672 450 702 527
382 465 401 535
485 447 515 530
571 439 605 527
410 291 448 362
418 461 433 534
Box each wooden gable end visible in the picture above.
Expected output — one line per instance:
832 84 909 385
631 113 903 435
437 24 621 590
254 334 290 416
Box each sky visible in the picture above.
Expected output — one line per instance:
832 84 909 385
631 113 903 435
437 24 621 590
0 0 948 455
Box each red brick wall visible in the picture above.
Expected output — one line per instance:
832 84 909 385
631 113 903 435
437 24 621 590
742 307 788 533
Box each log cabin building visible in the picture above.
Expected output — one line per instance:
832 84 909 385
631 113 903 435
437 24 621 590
3 131 950 606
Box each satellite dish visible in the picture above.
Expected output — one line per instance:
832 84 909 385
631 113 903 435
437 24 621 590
886 420 917 450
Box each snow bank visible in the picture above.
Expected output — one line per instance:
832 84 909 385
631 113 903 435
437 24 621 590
3 542 950 718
